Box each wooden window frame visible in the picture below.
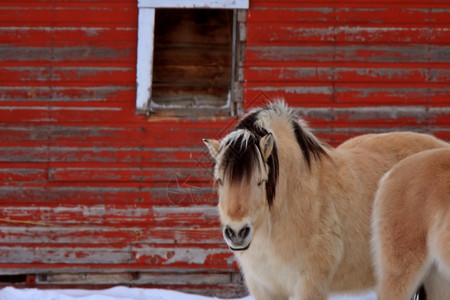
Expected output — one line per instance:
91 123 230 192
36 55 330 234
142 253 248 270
136 0 249 117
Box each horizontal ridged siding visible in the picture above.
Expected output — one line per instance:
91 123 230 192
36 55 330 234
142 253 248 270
244 0 450 141
0 1 244 297
0 0 449 297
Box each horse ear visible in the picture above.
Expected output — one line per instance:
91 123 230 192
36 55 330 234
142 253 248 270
203 139 221 161
259 133 274 161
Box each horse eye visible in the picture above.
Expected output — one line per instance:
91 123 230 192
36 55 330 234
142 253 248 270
257 180 265 187
217 178 223 186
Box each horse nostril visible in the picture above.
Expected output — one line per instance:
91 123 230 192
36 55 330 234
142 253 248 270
224 226 235 240
239 226 251 239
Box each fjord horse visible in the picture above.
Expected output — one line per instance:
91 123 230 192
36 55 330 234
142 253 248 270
372 148 450 300
203 102 448 300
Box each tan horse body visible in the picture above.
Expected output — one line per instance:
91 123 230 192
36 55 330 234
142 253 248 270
203 102 448 300
372 148 450 300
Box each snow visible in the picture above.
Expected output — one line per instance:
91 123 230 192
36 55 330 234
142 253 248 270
0 286 377 300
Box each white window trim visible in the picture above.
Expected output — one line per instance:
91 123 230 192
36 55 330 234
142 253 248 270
135 0 249 113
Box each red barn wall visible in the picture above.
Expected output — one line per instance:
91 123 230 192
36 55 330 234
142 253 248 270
0 0 449 297
244 0 450 143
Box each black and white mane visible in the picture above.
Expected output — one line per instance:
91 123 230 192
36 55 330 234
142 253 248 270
218 102 328 207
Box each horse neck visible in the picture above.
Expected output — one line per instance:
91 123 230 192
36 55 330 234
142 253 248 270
269 133 321 217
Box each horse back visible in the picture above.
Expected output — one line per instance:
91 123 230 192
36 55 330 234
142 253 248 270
315 133 446 293
377 148 450 228
338 132 448 162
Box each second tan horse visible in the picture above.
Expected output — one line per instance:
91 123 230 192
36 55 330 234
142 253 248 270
372 148 450 300
204 101 448 299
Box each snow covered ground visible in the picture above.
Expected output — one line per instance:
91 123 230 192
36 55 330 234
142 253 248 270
0 286 376 300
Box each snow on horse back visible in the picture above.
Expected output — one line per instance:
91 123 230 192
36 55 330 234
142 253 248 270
203 101 449 300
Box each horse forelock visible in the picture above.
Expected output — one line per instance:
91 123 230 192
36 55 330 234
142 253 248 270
216 101 327 208
219 129 262 184
216 109 280 208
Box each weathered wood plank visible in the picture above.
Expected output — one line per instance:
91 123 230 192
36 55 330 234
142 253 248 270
0 271 247 297
0 226 134 245
245 66 450 84
246 84 449 106
0 184 217 205
0 103 51 123
245 84 450 108
245 85 334 108
48 125 227 147
0 146 49 162
0 27 137 47
247 6 450 24
0 103 139 124
0 204 220 226
48 166 212 183
293 106 450 128
242 96 450 127
0 165 47 181
0 226 223 245
0 87 135 102
250 0 450 6
46 102 137 124
0 67 134 85
0 123 216 148
132 246 234 269
334 85 450 106
0 2 137 27
246 45 450 63
24 123 226 149
0 263 238 276
47 146 204 164
247 24 450 44
39 271 241 286
0 46 135 63
0 245 234 269
0 246 132 264
0 126 50 143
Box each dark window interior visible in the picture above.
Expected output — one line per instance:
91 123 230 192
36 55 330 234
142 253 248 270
152 9 233 109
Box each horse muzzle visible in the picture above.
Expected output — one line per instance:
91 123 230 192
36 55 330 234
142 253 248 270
223 224 252 251
229 243 251 251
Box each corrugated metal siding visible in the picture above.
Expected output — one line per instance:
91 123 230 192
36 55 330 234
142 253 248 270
244 0 450 143
0 0 449 297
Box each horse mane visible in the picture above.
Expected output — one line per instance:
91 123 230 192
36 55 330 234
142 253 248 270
219 101 328 207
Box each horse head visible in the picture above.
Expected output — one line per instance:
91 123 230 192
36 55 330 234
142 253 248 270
204 128 277 251
203 102 327 252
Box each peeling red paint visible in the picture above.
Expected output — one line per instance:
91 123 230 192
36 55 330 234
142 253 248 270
0 0 449 296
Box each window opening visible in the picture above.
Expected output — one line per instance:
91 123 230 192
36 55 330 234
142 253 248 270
136 0 248 117
151 9 233 112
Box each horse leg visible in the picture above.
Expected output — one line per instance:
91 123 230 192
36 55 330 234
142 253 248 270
375 230 430 300
377 263 429 300
431 210 450 278
425 214 450 300
245 275 288 300
293 228 343 300
423 266 450 300
294 276 328 300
